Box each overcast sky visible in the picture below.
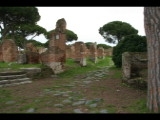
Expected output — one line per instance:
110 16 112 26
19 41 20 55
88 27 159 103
33 7 145 46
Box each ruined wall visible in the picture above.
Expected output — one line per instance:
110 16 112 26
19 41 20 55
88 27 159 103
26 43 38 52
85 48 90 58
26 52 39 64
74 41 85 62
2 39 18 62
104 48 113 56
25 43 39 64
122 52 148 89
97 47 105 59
37 47 48 54
66 44 75 59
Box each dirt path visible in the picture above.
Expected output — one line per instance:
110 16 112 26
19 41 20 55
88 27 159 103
0 66 147 113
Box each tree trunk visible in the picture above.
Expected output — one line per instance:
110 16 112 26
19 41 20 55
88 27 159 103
144 7 160 113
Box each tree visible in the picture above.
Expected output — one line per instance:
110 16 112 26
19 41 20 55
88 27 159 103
65 29 78 42
26 39 45 47
112 34 147 68
46 29 78 42
0 7 47 50
85 42 93 49
85 42 112 50
144 7 160 113
97 43 112 49
14 24 47 48
43 40 49 48
15 24 47 40
99 21 138 44
0 7 40 41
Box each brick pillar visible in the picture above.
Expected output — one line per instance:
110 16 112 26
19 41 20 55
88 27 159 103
80 43 87 66
40 18 67 74
89 42 97 63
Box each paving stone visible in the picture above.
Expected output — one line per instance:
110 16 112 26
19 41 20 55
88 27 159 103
99 109 108 113
26 108 35 113
62 99 72 104
5 100 16 105
54 104 64 108
53 93 62 96
73 109 83 113
83 81 92 84
89 103 97 108
72 101 85 106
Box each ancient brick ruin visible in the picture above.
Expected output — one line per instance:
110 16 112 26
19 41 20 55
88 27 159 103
104 48 113 56
66 41 87 66
97 47 105 59
40 18 67 74
25 43 40 64
89 42 97 63
79 42 87 66
65 42 112 65
0 17 112 74
122 52 148 88
1 39 18 62
37 47 47 54
66 44 75 59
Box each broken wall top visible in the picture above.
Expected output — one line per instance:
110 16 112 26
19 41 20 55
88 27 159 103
55 18 66 33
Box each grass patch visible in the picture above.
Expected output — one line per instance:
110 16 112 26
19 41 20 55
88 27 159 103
126 98 151 113
19 103 37 112
106 104 117 113
108 66 122 79
0 89 13 110
58 56 113 78
0 89 12 103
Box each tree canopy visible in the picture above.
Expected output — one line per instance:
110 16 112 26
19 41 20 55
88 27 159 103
0 7 41 40
97 43 112 49
26 39 45 47
85 42 93 49
99 21 138 44
0 7 47 49
84 42 111 50
15 24 47 39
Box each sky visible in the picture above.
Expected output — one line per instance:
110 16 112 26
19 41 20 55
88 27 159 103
32 7 145 46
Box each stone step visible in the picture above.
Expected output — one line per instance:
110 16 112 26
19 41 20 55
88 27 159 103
0 74 27 80
0 70 32 87
0 71 26 76
0 77 31 84
0 80 32 87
